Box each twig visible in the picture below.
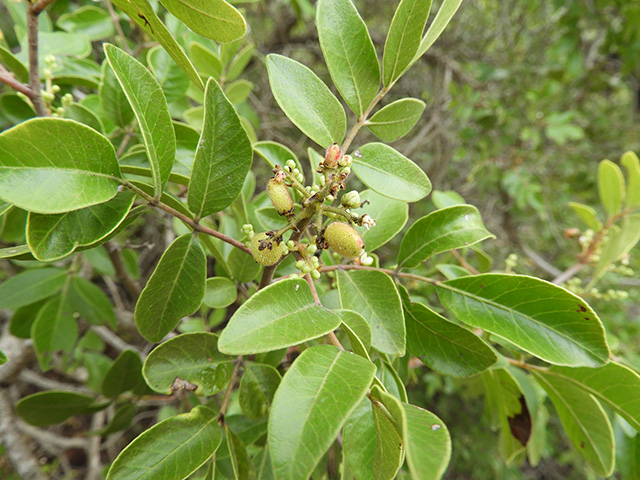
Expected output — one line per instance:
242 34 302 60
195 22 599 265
451 249 479 275
0 72 35 98
92 325 143 355
218 355 243 423
86 411 105 480
17 422 88 451
26 0 48 116
104 241 141 299
341 87 389 154
19 369 91 394
30 0 58 15
304 273 343 349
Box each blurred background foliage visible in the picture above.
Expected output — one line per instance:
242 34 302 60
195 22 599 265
1 0 640 478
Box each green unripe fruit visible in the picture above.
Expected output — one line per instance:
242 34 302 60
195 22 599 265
324 222 365 259
250 232 283 266
267 175 294 215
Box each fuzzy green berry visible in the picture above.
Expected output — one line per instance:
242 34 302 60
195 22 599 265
250 232 283 266
267 174 294 216
324 222 365 259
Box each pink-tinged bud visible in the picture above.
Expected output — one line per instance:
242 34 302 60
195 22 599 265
324 143 342 168
267 176 294 216
324 222 365 259
250 232 283 266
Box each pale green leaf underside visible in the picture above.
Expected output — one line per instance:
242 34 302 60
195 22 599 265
411 0 464 69
266 54 346 148
158 0 246 42
105 44 175 198
367 98 426 142
437 274 610 367
219 278 342 354
621 151 640 207
269 345 376 480
106 405 222 480
398 204 494 269
355 190 408 252
403 403 451 480
134 234 207 342
0 118 120 213
598 159 625 218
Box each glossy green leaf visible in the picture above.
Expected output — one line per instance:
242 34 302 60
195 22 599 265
354 143 431 202
432 189 465 208
158 0 246 42
57 6 115 40
269 345 376 480
317 0 380 116
398 205 494 269
542 362 640 433
0 267 66 309
266 54 346 147
568 202 603 232
621 151 640 208
403 403 451 480
0 94 35 126
105 44 175 198
355 190 408 252
32 293 78 371
337 270 405 355
10 300 46 338
0 118 121 213
102 350 143 398
598 159 625 217
27 190 134 261
135 234 207 342
219 278 342 354
63 103 105 134
370 386 404 480
203 277 237 309
383 0 432 86
100 61 134 129
343 399 376 480
188 78 252 217
412 0 464 65
239 363 281 419
226 425 255 479
436 274 610 366
16 391 106 427
148 45 190 104
93 404 137 436
68 276 117 328
143 332 233 396
106 405 222 480
367 98 426 141
0 45 28 83
481 368 529 461
531 370 614 476
404 299 497 377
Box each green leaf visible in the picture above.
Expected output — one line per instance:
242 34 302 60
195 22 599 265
100 61 134 129
338 309 372 359
93 403 137 436
568 202 603 232
135 234 207 342
203 277 237 309
355 190 408 252
27 190 134 261
0 118 121 213
436 274 610 366
68 276 117 328
370 386 404 480
598 159 625 217
10 300 46 338
621 151 640 208
382 0 432 86
403 299 497 377
337 270 405 355
112 0 203 90
481 368 529 461
432 189 465 208
412 0 464 65
531 370 614 476
398 205 494 269
226 44 255 82
105 44 175 199
266 54 346 147
354 143 431 202
316 0 380 116
147 45 190 104
219 278 342 354
253 141 303 179
32 293 78 371
542 362 640 433
57 6 115 41
227 247 260 283
63 103 105 134
403 403 451 480
188 78 252 218
158 0 246 42
16 391 105 426
189 42 223 80
226 425 255 479
102 350 144 398
0 350 7 365
269 345 376 480
106 405 222 480
225 79 253 105
0 267 66 309
0 45 29 83
239 363 281 419
343 399 376 480
367 98 426 142
143 332 233 396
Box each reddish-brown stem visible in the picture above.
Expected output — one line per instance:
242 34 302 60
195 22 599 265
26 1 47 116
304 273 344 349
30 0 58 15
0 72 35 98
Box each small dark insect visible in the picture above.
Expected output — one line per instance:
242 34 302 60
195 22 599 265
138 13 153 32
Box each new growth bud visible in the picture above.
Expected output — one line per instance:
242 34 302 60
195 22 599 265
267 172 294 216
324 222 365 259
339 154 352 168
250 232 283 266
324 143 342 169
